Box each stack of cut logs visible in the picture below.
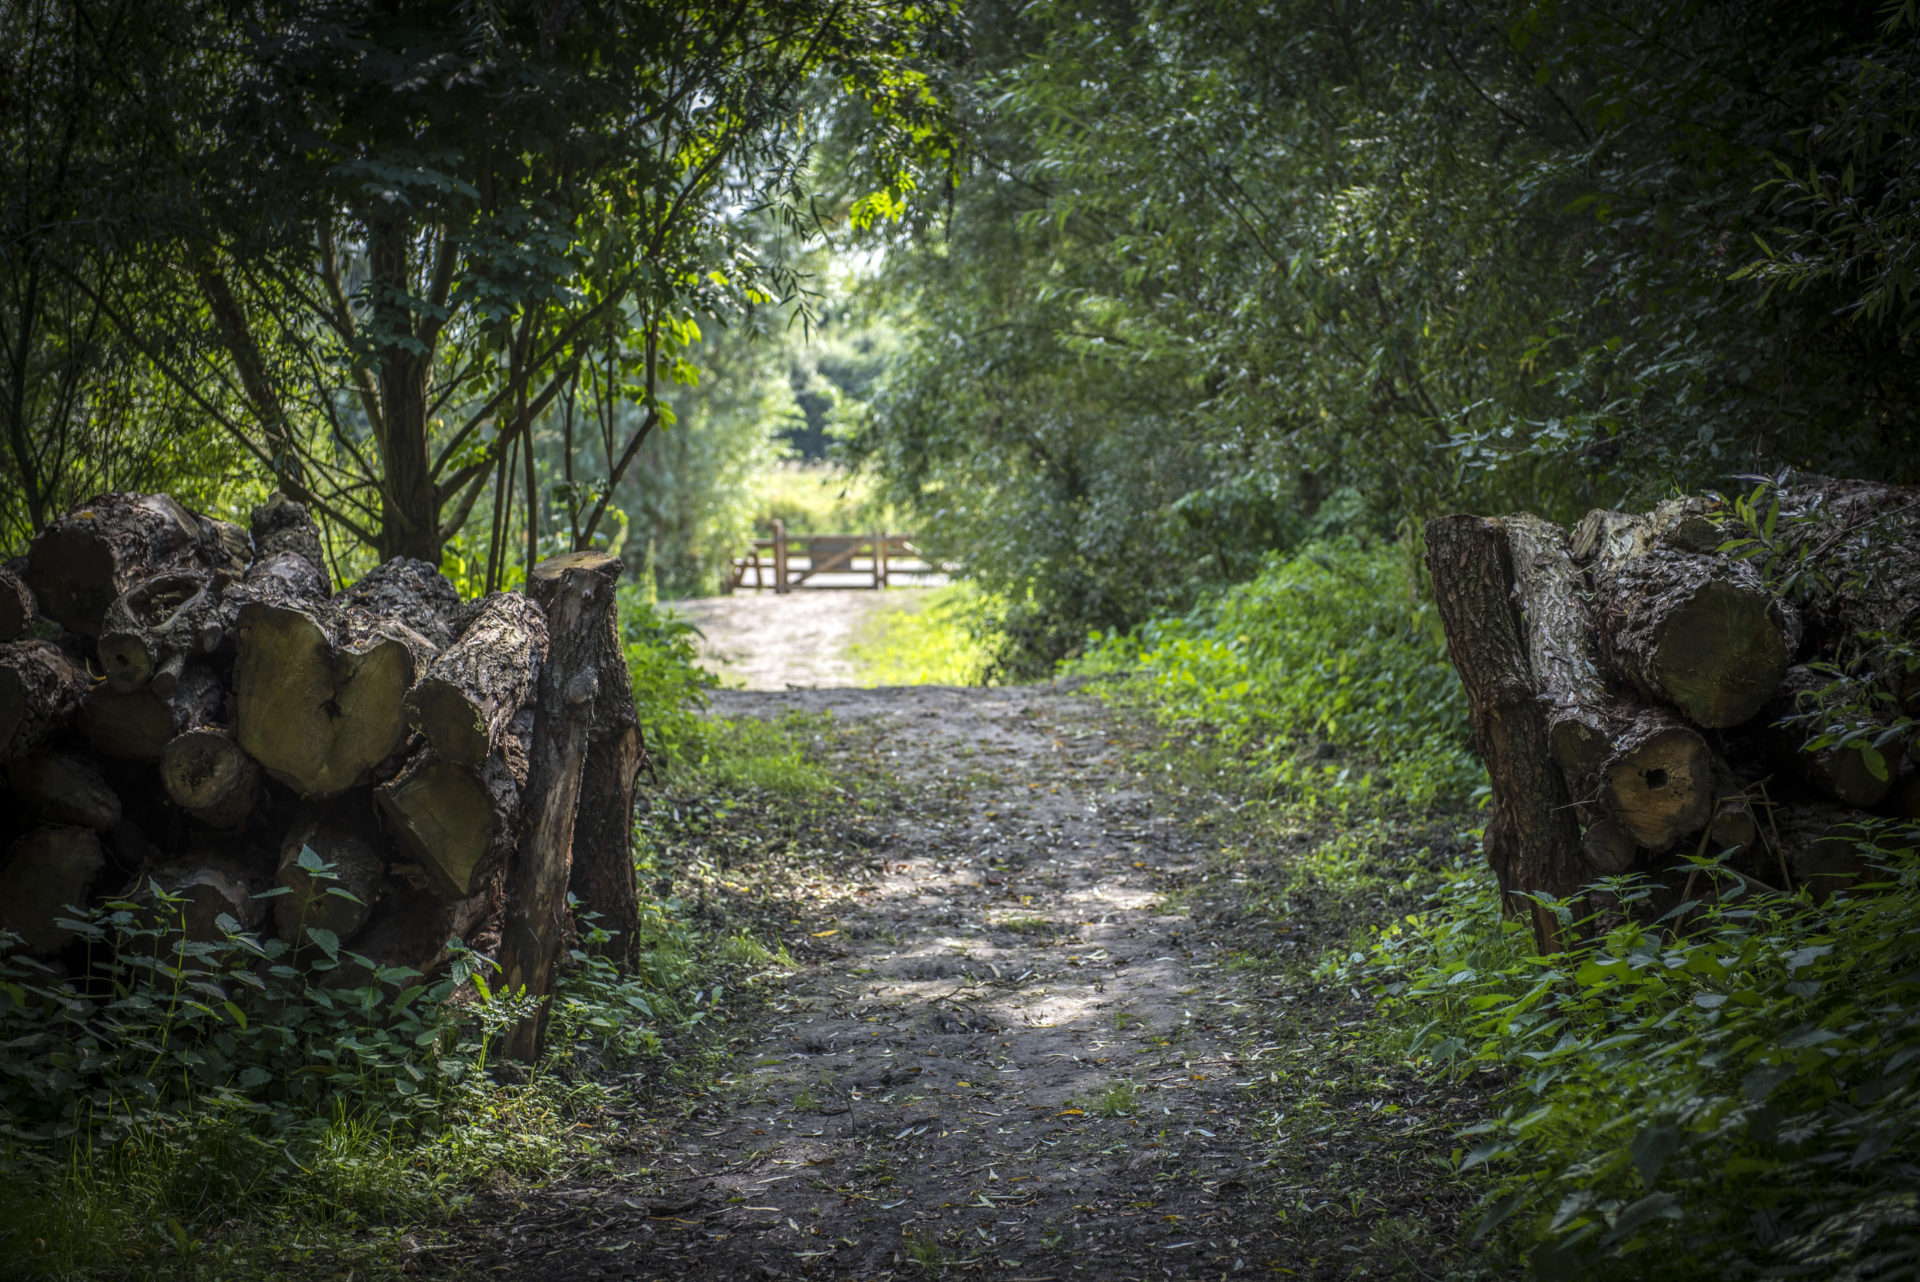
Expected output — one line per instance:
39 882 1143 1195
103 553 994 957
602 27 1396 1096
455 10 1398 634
0 491 645 1056
1426 476 1920 951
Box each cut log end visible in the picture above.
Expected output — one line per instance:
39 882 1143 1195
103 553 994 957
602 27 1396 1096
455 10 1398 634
98 571 223 694
1580 817 1639 874
1649 575 1794 729
144 852 268 943
376 752 515 900
5 753 122 830
161 728 263 830
234 602 415 796
78 664 222 762
1600 714 1715 851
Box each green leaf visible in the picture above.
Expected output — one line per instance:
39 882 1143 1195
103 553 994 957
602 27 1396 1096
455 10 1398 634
306 927 341 960
1631 1125 1681 1185
1603 1192 1683 1245
1472 1191 1524 1242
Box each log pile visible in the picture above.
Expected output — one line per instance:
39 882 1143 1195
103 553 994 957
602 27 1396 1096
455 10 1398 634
0 491 644 1056
1427 478 1920 950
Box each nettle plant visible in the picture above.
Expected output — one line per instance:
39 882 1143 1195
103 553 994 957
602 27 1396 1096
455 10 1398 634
0 851 535 1157
1352 824 1920 1279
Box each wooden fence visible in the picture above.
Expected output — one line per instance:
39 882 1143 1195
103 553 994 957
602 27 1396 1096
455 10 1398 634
727 521 936 592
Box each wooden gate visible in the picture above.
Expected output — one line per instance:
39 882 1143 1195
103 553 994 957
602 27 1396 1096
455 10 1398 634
727 521 935 592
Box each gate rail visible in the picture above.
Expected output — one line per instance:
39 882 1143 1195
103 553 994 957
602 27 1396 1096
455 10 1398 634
727 521 937 592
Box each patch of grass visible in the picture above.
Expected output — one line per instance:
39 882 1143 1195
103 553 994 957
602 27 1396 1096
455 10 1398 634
1088 1079 1139 1117
851 582 997 686
997 915 1054 935
903 1229 944 1270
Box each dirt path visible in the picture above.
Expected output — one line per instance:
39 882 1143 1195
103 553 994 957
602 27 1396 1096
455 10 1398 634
664 592 929 689
450 687 1475 1280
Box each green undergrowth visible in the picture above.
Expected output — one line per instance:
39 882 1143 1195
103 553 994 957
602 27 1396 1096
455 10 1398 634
850 582 997 686
1069 537 1920 1278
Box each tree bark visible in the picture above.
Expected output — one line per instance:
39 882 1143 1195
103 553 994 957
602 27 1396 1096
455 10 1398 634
78 662 223 762
1504 513 1613 781
0 638 91 762
0 825 105 955
98 571 224 695
405 591 546 768
22 492 213 635
529 550 644 965
275 806 385 947
500 557 611 1058
5 753 121 830
160 727 263 831
1424 515 1584 951
233 558 458 797
250 493 328 581
1574 507 1800 728
0 566 35 641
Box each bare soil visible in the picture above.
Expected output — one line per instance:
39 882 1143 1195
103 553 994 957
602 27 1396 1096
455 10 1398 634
437 683 1486 1281
664 591 929 689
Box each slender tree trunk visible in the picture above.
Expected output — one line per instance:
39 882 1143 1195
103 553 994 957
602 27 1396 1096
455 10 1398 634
369 217 440 563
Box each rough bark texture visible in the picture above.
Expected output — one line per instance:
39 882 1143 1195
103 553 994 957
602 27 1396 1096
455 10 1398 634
160 728 263 831
1504 513 1614 781
529 551 645 965
250 493 328 579
377 727 527 901
1577 507 1800 728
1766 664 1903 808
79 663 223 762
275 806 385 946
405 591 546 768
98 571 225 695
23 492 212 636
500 558 609 1057
1593 708 1718 852
0 825 105 954
233 558 458 797
5 753 121 830
0 566 35 641
1424 515 1584 951
0 638 91 762
196 516 252 583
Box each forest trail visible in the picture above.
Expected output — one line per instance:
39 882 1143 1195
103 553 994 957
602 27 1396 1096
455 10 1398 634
665 591 928 690
445 686 1470 1280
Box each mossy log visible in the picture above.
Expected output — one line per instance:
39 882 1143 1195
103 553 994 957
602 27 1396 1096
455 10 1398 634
160 727 263 830
376 725 527 901
98 571 225 695
22 492 214 636
0 639 91 763
5 753 121 830
0 566 35 641
1504 514 1613 780
1424 515 1584 952
405 591 546 769
0 825 105 954
1765 665 1902 808
274 807 385 947
233 558 459 797
78 663 223 762
530 551 645 963
1575 507 1799 728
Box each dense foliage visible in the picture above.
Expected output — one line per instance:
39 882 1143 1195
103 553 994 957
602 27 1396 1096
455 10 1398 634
847 0 1920 670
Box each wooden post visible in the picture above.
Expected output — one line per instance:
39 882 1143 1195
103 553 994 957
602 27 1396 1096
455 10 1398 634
772 519 790 595
873 530 887 589
499 557 609 1061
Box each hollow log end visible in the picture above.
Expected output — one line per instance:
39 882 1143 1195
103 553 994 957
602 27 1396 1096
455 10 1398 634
1603 722 1715 851
97 631 155 693
1652 577 1794 728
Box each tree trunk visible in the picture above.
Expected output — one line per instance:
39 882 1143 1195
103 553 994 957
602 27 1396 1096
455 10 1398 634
0 566 35 641
78 663 223 762
0 638 91 762
0 825 105 955
369 217 441 565
1574 506 1800 728
160 727 263 831
22 492 212 635
405 591 546 768
233 558 458 797
275 806 385 947
1424 515 1584 952
376 721 528 901
529 551 644 965
1504 513 1613 781
500 556 611 1058
5 753 121 830
98 571 224 695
